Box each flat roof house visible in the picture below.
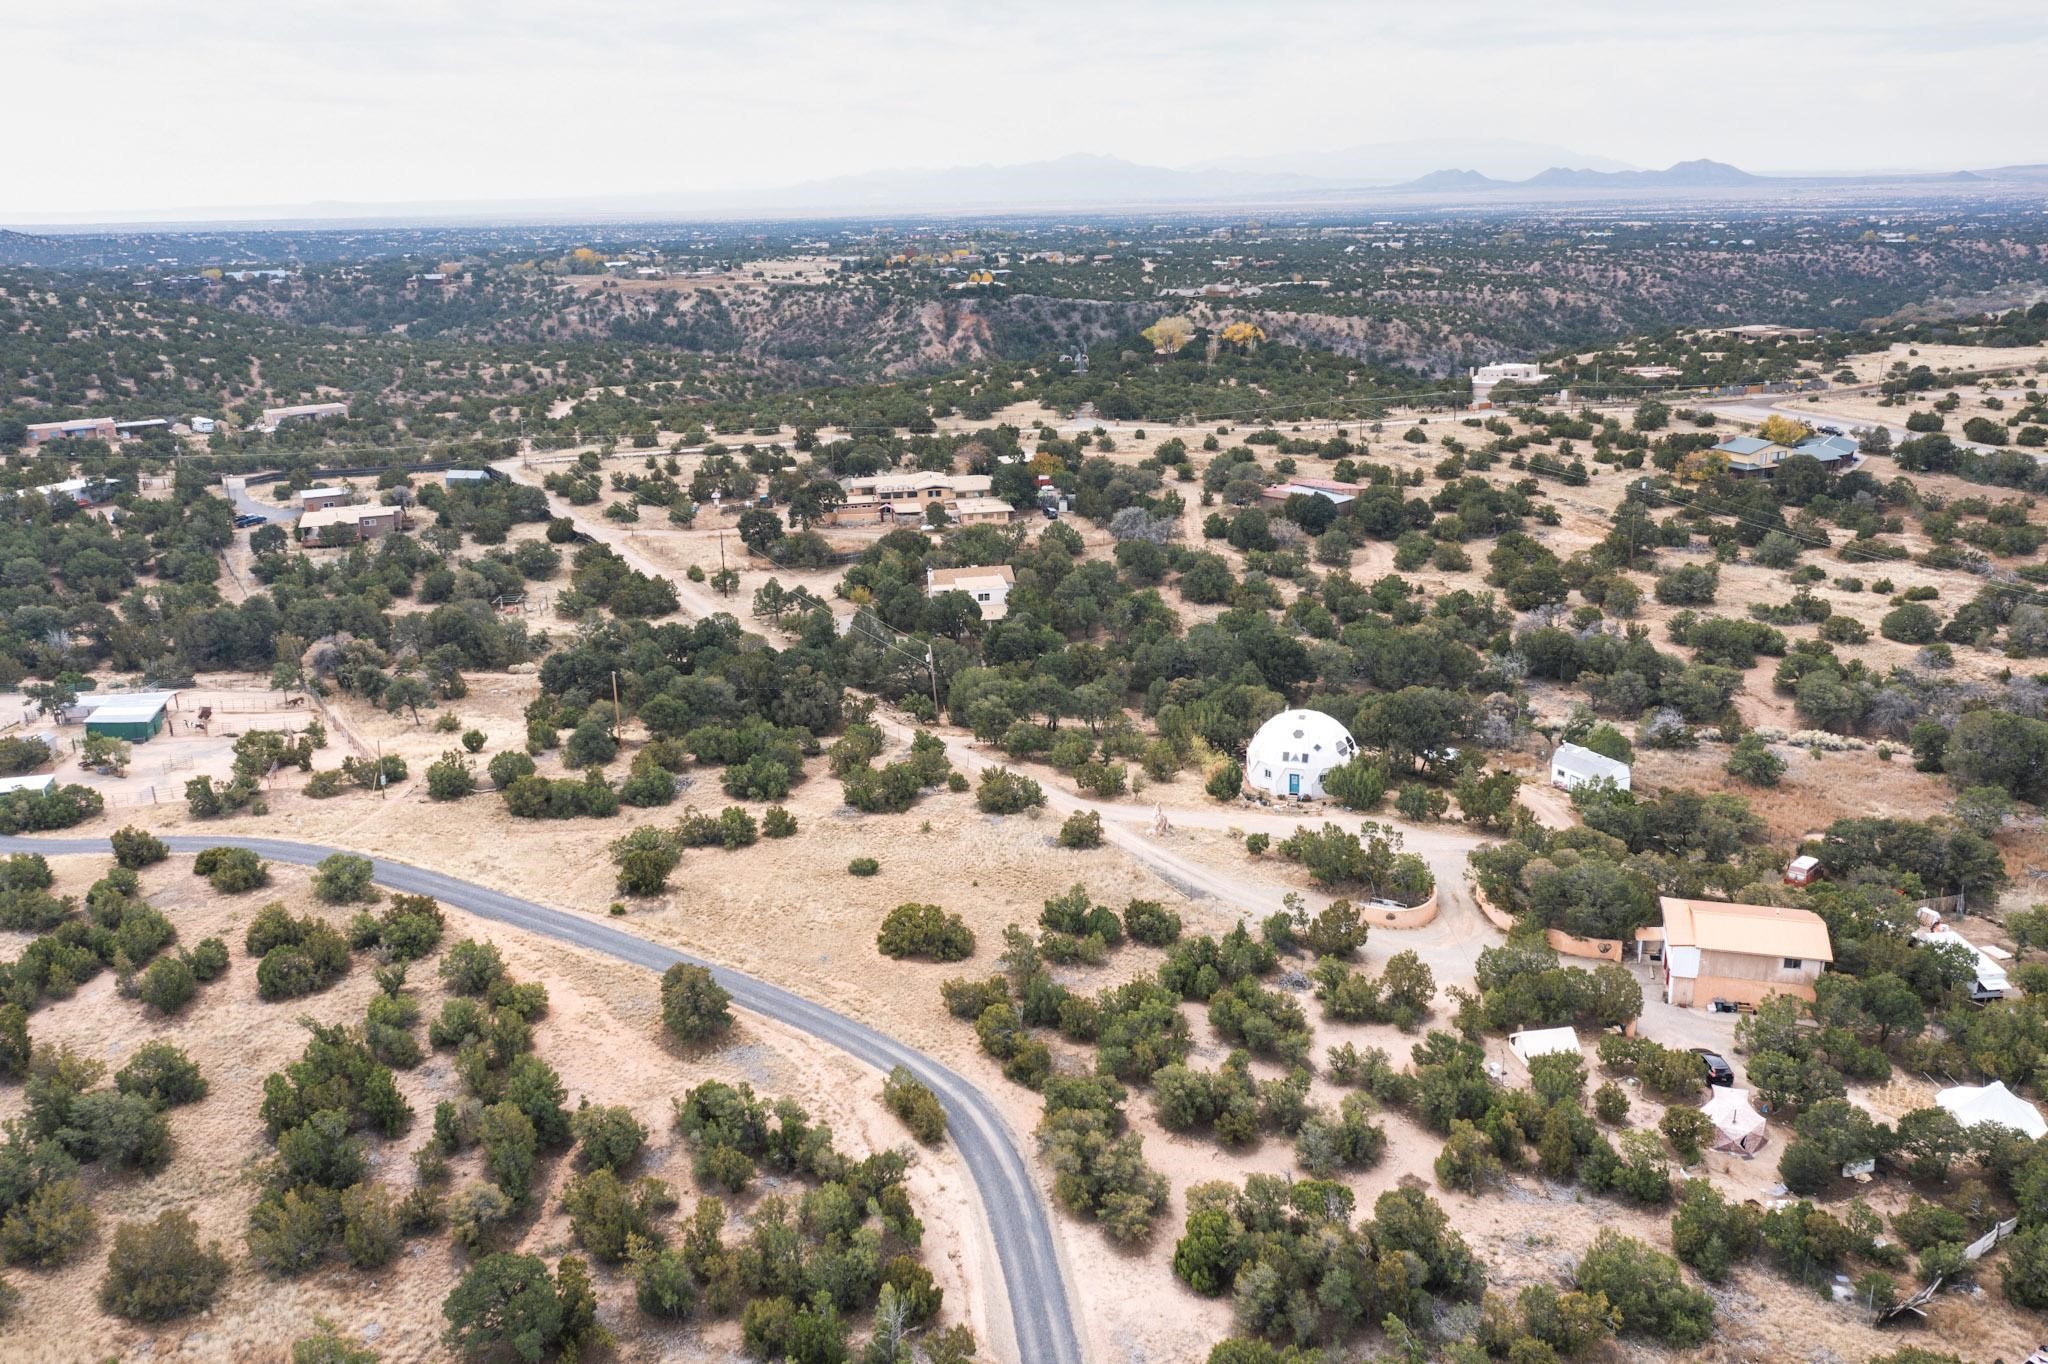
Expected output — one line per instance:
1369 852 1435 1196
262 401 348 430
299 503 408 545
926 564 1015 621
1651 896 1834 1010
1550 742 1630 792
25 417 118 445
950 497 1020 525
297 484 352 510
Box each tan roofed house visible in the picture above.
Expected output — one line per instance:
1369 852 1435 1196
926 564 1014 620
950 496 1019 525
1652 896 1833 1010
298 503 407 545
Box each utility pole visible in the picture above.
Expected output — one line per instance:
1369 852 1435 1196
610 670 621 740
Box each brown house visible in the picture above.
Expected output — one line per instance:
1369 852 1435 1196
298 503 407 545
1649 896 1833 1010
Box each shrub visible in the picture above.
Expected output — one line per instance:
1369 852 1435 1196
311 853 377 905
1435 1119 1504 1192
251 911 353 1001
98 1210 230 1322
1660 1105 1716 1164
761 806 798 837
1058 810 1104 848
562 1168 675 1263
194 846 268 893
135 954 197 1014
439 939 507 996
486 750 537 788
1322 755 1389 810
571 1104 648 1173
109 827 168 869
1205 760 1243 801
425 751 478 800
882 1066 947 1145
115 1042 206 1108
1593 1083 1630 1124
180 937 228 983
877 903 976 961
0 1176 94 1268
848 856 880 877
441 1253 568 1359
610 826 682 896
1123 899 1182 947
635 1248 696 1320
1573 1228 1713 1347
976 766 1046 814
339 1182 402 1268
660 964 732 1044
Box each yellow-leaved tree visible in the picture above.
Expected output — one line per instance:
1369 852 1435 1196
1757 414 1813 446
1142 315 1195 354
1219 321 1266 349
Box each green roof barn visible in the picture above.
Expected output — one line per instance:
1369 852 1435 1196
84 698 168 742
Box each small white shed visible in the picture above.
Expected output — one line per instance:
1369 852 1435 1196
1551 742 1630 792
1508 1027 1583 1065
0 773 57 797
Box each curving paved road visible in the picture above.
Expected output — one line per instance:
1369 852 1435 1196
0 833 1080 1364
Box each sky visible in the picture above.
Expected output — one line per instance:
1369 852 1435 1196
10 0 2048 222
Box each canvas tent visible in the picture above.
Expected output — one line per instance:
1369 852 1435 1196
1701 1087 1770 1154
1508 1027 1582 1065
1936 1081 2047 1141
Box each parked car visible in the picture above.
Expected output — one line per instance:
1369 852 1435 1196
233 513 266 528
1692 1048 1735 1087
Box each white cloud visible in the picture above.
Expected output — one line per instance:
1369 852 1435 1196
8 0 2046 219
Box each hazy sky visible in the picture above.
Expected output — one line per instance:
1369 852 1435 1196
11 0 2047 221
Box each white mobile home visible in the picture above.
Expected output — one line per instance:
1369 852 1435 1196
1550 742 1630 792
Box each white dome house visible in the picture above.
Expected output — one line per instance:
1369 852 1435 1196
1243 708 1358 801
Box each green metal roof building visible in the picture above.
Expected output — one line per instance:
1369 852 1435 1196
84 698 168 742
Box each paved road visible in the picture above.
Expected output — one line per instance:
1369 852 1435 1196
1 832 1080 1364
222 475 298 523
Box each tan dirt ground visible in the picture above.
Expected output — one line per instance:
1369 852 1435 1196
0 854 986 1364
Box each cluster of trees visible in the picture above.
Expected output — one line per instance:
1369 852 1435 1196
0 863 177 1012
1171 1176 1482 1349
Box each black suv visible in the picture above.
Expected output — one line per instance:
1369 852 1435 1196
1692 1048 1735 1087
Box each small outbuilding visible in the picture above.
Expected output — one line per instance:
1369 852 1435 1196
1550 742 1630 792
1508 1027 1582 1066
1784 854 1822 887
1701 1088 1770 1154
1936 1081 2047 1141
1243 708 1359 801
0 774 57 797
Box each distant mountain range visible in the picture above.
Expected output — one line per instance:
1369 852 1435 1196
11 149 2048 229
1193 137 1639 183
1399 158 1766 192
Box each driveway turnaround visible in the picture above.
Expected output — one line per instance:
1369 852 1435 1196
0 833 1083 1364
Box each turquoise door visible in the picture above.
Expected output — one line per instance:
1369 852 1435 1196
1288 772 1300 796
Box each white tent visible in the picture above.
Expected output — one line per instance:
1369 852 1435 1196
1936 1081 2047 1141
1508 1027 1582 1065
1701 1087 1770 1154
